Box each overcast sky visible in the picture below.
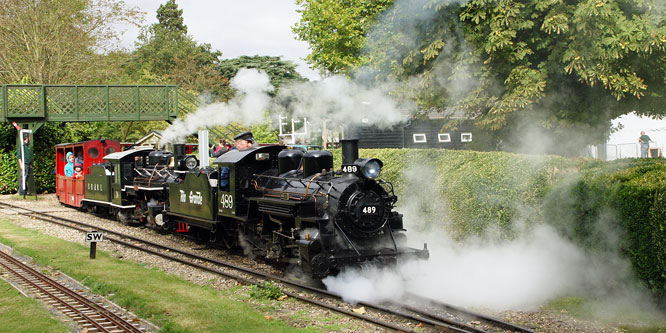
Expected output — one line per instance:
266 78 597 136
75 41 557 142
117 0 320 80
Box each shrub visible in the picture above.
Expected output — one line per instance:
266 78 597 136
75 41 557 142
249 281 284 300
545 159 666 296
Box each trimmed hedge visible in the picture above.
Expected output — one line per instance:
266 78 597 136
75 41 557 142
545 159 666 296
333 148 578 237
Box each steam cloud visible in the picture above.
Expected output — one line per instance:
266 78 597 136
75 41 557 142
159 68 273 145
160 69 409 145
324 163 662 322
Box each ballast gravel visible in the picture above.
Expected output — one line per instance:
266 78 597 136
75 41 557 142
0 194 638 332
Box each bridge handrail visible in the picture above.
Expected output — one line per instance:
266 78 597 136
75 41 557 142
0 84 196 122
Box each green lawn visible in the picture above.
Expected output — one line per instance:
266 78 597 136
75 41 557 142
0 278 70 333
0 219 315 332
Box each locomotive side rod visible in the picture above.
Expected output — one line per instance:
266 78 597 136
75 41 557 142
0 200 499 333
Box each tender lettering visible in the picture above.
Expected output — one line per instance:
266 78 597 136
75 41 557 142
189 191 203 205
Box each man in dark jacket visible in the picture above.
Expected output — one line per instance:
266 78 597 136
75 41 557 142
16 133 33 195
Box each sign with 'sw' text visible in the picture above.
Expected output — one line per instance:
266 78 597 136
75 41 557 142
85 232 104 243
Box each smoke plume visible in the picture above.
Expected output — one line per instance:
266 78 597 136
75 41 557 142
159 68 274 145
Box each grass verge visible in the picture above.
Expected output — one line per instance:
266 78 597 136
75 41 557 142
0 219 312 332
0 278 70 333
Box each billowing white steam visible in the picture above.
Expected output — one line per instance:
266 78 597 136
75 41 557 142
159 68 273 145
274 76 408 130
324 224 592 309
160 69 409 144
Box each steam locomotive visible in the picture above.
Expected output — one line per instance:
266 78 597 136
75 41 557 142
56 139 429 278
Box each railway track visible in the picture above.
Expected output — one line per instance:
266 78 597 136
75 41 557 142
0 250 145 333
0 200 535 333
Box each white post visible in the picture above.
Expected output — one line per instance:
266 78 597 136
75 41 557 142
198 130 209 168
19 129 31 193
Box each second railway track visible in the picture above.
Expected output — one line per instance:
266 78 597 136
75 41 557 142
0 200 535 333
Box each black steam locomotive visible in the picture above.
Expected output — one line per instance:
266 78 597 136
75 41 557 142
76 139 429 278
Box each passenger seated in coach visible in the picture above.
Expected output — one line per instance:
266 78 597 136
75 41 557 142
73 163 84 179
220 131 255 191
64 152 75 177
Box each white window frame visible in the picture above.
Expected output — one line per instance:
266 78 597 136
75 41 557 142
413 134 427 143
438 133 451 143
461 133 473 142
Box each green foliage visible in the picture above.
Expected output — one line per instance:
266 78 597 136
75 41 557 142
296 0 666 149
130 0 229 99
293 0 393 74
0 123 71 194
249 281 284 300
218 56 308 93
0 0 141 84
333 148 576 237
333 148 664 296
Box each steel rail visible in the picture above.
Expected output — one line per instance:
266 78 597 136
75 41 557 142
0 202 416 332
404 293 535 333
0 250 142 333
14 206 480 332
1 200 530 332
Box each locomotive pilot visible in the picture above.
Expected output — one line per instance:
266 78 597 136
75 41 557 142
233 131 254 151
220 131 255 190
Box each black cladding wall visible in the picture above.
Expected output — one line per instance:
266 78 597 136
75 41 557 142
356 120 477 149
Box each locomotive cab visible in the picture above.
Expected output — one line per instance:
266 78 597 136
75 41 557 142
212 145 284 218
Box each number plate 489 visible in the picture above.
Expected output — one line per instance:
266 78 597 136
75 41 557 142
361 205 378 215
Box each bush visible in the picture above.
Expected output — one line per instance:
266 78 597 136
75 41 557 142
333 148 578 237
0 123 70 194
545 158 666 296
249 281 284 300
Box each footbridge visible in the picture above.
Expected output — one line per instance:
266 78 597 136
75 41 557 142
1 84 198 196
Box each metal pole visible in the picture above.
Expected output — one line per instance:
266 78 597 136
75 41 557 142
90 242 97 259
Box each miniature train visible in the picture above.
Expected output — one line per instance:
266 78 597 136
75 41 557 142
55 139 429 278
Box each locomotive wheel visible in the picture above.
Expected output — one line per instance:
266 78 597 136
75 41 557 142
116 209 132 224
310 254 334 279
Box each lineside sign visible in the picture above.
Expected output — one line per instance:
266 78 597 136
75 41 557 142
85 231 104 243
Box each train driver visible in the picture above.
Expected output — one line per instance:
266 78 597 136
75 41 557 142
220 132 255 191
233 131 254 151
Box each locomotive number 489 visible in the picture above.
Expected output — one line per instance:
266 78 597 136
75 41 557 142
362 205 378 214
342 165 358 173
220 194 234 209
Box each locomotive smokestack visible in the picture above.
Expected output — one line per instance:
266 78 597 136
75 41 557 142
341 139 359 165
172 143 186 160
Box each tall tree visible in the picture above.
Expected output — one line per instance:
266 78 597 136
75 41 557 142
0 0 142 84
293 0 393 74
131 0 228 97
217 56 307 93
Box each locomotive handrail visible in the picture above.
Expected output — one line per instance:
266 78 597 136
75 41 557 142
303 173 324 198
253 173 335 185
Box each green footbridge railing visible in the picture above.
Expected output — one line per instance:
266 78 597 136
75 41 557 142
0 85 198 122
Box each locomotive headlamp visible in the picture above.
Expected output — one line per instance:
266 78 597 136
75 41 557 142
184 156 198 170
354 158 383 179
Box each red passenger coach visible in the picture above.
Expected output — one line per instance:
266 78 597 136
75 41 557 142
55 140 121 207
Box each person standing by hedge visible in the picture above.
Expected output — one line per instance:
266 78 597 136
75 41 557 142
16 133 33 195
639 131 652 158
